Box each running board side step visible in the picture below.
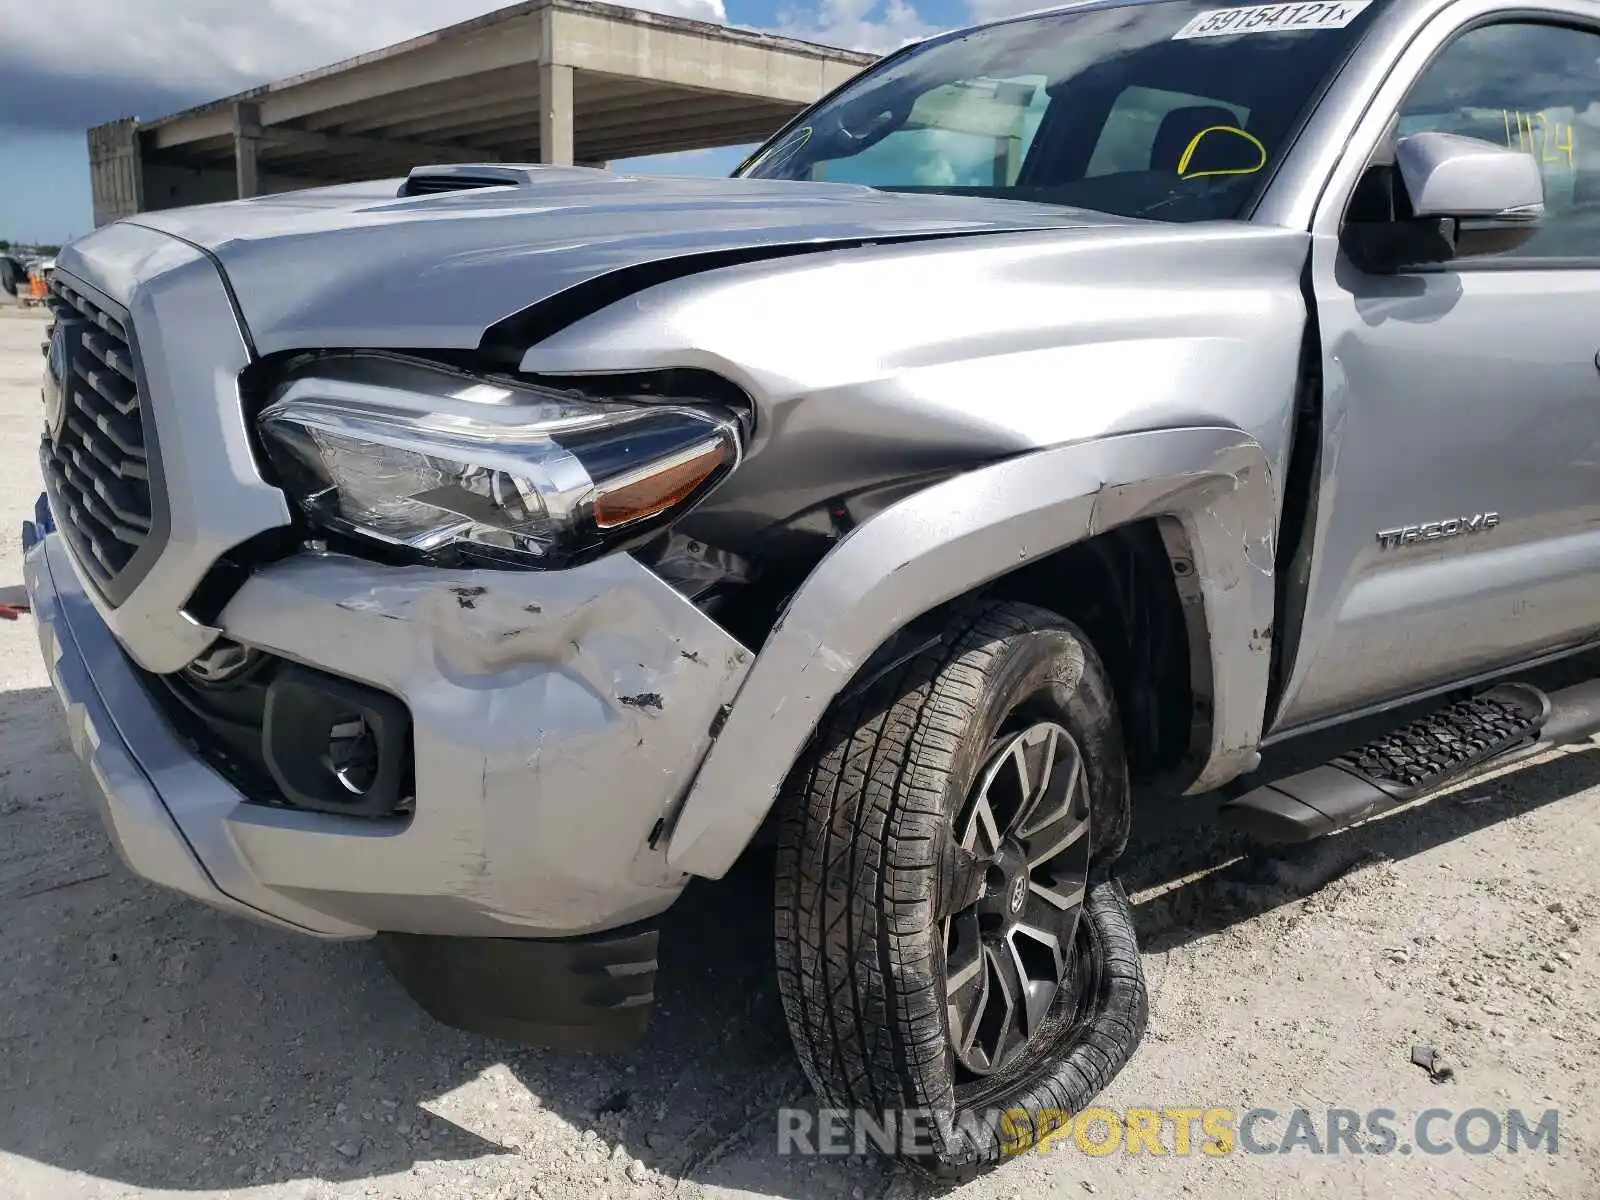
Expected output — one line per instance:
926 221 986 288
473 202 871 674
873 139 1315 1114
1221 680 1600 842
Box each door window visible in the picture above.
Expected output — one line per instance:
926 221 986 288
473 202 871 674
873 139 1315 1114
1398 21 1600 257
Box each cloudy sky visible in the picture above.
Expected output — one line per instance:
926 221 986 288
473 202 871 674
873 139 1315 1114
0 0 1031 244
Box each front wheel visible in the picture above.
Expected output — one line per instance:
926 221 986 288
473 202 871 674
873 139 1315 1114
774 600 1148 1176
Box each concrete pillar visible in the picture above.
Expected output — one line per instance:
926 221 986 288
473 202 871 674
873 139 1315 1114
233 102 261 199
539 63 574 167
87 118 146 227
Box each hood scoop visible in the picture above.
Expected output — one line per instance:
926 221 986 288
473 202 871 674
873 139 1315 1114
397 164 544 197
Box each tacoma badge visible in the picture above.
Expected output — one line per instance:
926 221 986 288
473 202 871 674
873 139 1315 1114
1376 513 1500 550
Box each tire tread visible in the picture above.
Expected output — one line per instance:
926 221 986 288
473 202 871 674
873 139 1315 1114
775 599 1149 1172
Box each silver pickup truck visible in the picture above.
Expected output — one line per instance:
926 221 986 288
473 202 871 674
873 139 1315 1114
22 0 1600 1175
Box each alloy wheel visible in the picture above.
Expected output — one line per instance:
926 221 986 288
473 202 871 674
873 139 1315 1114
939 720 1092 1077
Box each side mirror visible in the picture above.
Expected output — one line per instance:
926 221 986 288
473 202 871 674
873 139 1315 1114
1398 130 1544 223
1344 132 1545 271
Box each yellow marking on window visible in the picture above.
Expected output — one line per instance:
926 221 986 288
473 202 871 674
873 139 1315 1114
1538 112 1575 167
1498 110 1576 168
1176 125 1268 179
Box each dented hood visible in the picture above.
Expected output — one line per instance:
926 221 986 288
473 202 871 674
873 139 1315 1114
121 166 1119 356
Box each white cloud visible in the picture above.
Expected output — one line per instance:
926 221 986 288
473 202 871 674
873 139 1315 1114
964 0 1074 24
0 0 1014 139
774 0 945 53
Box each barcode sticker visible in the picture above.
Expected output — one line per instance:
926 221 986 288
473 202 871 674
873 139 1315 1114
1172 1 1371 39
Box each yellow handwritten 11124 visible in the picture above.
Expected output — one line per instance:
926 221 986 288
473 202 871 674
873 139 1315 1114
1501 110 1576 167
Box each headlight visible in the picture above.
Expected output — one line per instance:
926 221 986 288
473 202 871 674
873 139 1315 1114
257 354 742 568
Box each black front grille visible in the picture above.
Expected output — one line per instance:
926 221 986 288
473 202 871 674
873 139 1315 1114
41 276 159 602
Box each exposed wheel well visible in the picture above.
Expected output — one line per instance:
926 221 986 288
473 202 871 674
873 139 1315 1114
982 519 1201 787
739 518 1205 856
816 518 1203 791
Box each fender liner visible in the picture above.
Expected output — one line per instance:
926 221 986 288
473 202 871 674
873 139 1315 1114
665 426 1278 880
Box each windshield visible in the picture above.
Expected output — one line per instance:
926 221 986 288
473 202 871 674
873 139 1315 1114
737 0 1384 222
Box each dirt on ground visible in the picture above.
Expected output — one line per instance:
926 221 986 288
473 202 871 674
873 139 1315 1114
0 301 1596 1199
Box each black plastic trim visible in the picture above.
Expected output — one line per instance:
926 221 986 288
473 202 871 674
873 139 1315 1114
262 665 414 819
376 921 661 1051
1223 682 1551 842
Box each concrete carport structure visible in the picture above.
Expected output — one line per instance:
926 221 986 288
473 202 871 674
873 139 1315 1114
87 0 876 226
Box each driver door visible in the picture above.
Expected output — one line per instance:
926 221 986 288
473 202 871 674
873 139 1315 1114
1271 10 1600 734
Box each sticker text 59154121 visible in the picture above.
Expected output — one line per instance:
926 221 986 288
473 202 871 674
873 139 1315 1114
1172 1 1371 39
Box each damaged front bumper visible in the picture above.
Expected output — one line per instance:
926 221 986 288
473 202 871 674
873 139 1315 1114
24 527 752 1045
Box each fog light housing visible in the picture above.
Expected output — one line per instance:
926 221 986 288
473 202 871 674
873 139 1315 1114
262 665 413 818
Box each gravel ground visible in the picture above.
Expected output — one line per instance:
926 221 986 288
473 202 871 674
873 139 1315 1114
1 299 1597 1198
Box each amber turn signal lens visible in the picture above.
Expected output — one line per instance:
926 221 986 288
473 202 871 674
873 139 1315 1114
593 437 734 530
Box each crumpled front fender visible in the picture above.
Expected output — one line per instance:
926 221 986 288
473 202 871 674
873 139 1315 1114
666 425 1278 879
